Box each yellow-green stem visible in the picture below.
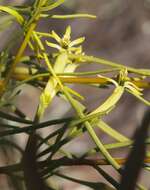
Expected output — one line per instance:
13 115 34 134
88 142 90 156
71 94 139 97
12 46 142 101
0 22 36 98
42 52 121 170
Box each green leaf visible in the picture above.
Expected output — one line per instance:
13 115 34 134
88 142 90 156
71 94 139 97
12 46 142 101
41 0 66 12
69 54 150 76
38 77 58 118
127 89 150 106
37 52 68 118
53 52 68 72
0 6 24 25
51 13 96 19
89 86 124 116
64 86 84 100
97 120 129 142
0 111 32 124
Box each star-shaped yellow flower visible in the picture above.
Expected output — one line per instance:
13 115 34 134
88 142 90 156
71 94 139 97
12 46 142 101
46 26 85 54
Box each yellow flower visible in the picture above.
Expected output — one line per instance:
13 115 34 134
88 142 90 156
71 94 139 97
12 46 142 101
46 26 85 53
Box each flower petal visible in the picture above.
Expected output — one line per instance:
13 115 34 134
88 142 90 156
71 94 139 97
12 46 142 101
46 41 61 50
51 31 61 43
69 37 85 47
63 25 71 40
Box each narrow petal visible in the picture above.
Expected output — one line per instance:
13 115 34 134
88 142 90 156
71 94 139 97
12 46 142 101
46 41 61 50
63 25 71 40
69 37 85 47
51 31 61 43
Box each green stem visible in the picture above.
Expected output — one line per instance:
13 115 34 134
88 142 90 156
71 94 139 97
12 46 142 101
0 117 73 138
41 50 121 170
69 54 150 76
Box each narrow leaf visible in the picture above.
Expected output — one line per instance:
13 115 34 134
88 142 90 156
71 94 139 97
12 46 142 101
0 6 24 25
41 0 66 12
51 14 96 19
120 109 150 190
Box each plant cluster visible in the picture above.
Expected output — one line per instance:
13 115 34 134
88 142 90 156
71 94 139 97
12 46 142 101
0 0 150 189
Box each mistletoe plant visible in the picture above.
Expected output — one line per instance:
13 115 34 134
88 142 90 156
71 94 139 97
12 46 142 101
0 0 150 190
